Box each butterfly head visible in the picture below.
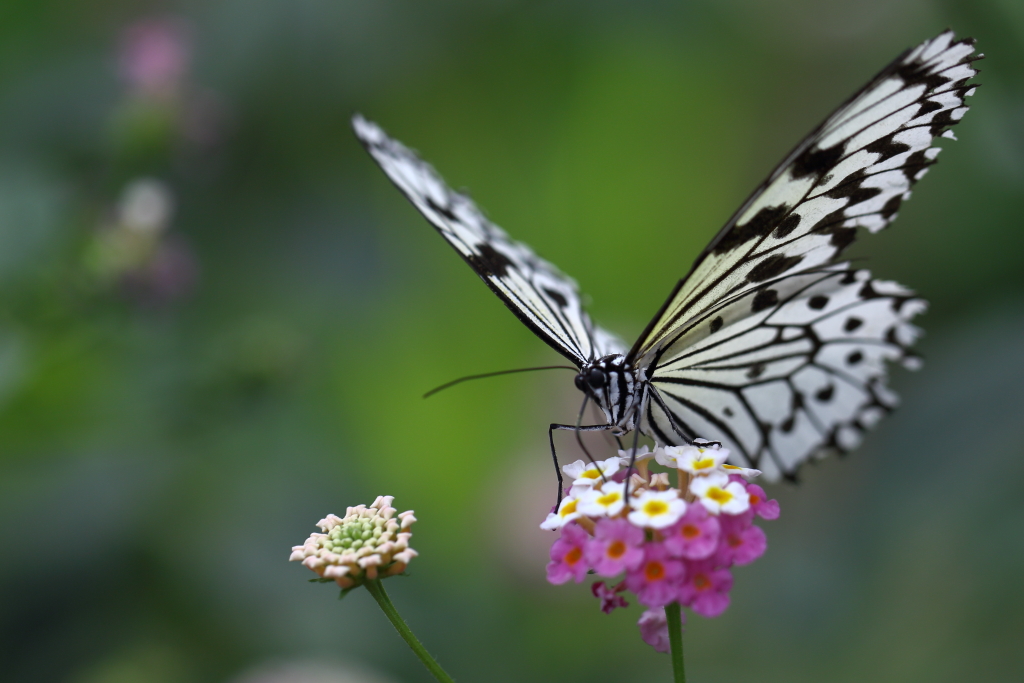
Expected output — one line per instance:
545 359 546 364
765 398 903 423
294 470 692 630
575 354 641 433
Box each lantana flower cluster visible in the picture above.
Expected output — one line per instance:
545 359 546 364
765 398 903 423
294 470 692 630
541 442 779 652
290 495 417 588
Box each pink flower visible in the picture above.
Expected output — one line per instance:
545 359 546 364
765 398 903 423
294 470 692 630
663 503 720 560
120 18 191 97
638 606 678 653
591 581 629 614
546 523 590 584
626 543 685 607
716 515 767 566
745 483 780 520
678 560 733 617
586 518 645 576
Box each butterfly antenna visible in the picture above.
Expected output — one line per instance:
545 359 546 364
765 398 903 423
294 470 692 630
423 365 577 398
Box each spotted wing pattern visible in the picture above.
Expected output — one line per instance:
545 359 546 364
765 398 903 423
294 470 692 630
630 30 979 364
642 266 926 480
353 115 626 365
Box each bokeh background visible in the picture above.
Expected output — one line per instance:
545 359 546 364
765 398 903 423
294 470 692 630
1 1 1022 682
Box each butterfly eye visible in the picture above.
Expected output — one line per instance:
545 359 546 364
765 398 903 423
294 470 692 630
588 368 608 388
574 374 587 392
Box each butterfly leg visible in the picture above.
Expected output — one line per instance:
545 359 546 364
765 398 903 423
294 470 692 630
549 423 616 508
622 424 642 503
647 384 698 443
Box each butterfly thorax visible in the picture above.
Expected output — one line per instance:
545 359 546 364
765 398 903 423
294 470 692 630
574 354 644 434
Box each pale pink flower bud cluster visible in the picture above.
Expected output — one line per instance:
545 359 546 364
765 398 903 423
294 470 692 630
290 495 417 589
541 442 779 652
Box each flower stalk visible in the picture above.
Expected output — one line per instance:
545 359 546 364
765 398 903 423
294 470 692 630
364 579 456 683
666 601 686 683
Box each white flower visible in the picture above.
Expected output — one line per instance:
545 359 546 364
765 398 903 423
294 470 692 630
662 444 730 476
540 495 582 530
689 472 750 515
577 482 628 517
721 463 762 479
616 444 655 464
654 445 684 468
627 489 686 529
563 457 621 495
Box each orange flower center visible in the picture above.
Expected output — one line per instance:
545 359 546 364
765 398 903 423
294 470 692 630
750 495 761 505
693 573 711 591
565 547 583 565
681 524 700 539
728 534 742 548
644 561 665 581
607 541 626 559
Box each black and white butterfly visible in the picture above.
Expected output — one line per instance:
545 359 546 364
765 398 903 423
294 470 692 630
353 31 979 492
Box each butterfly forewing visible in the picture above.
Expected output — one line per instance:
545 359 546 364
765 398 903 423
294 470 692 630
630 30 978 363
353 115 626 366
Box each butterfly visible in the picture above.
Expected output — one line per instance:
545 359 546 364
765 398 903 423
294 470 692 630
353 30 979 494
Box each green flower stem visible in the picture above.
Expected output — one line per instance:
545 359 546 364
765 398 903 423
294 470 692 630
666 602 686 683
364 579 456 683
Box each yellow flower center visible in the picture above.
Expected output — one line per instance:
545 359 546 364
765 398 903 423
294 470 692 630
607 541 626 559
581 469 601 479
597 491 622 507
559 499 578 518
645 561 665 581
642 500 669 516
693 457 716 470
707 487 733 505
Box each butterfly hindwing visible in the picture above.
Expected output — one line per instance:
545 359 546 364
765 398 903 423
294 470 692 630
644 267 926 479
353 115 626 365
630 30 977 363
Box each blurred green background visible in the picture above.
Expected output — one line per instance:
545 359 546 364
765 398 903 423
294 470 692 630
1 1 1022 682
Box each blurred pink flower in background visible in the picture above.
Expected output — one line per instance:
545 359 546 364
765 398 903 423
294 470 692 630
120 18 191 99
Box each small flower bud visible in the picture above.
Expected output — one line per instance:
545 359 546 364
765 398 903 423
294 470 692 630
649 473 670 490
291 496 418 588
